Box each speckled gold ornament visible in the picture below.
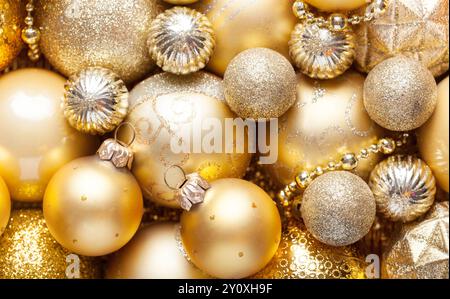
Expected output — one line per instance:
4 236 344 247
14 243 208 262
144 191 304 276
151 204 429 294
354 0 449 77
63 67 129 135
369 155 436 223
223 48 297 118
106 222 209 279
253 219 366 279
0 209 102 279
121 72 252 208
301 171 376 247
417 77 449 192
383 201 449 279
363 56 438 131
304 0 367 11
35 0 164 83
0 0 24 71
181 178 281 279
0 177 10 236
148 7 215 75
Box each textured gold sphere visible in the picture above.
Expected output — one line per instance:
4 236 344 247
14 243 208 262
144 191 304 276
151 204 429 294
0 69 99 202
122 72 252 208
0 177 10 236
35 0 164 83
223 48 297 118
106 222 209 279
304 0 367 11
417 77 449 192
301 171 376 247
382 201 449 278
180 179 281 278
0 0 24 70
369 155 436 223
363 56 438 131
253 219 367 279
148 6 215 75
0 209 102 279
193 0 297 76
265 71 384 185
43 156 144 256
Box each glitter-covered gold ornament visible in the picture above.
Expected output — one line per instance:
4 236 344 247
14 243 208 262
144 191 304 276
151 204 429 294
354 0 449 77
121 72 252 208
106 222 209 279
382 201 449 279
301 171 376 247
304 0 367 12
43 138 143 256
148 7 215 75
193 0 297 76
253 219 366 279
63 67 129 135
0 0 24 70
266 71 383 186
369 155 436 223
0 209 102 279
35 0 164 83
180 178 281 279
0 177 10 236
223 48 297 118
417 77 449 192
0 69 99 202
363 56 438 131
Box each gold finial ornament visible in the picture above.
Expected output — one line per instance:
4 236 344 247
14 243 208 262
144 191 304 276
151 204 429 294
148 6 215 75
21 0 40 61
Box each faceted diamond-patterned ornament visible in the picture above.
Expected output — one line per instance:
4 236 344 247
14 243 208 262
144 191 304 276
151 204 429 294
97 139 134 169
177 173 210 211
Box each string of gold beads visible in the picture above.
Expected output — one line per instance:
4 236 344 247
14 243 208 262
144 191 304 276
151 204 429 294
21 0 41 62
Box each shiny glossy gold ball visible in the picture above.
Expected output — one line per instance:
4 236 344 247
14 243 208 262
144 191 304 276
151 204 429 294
0 69 99 202
106 222 210 279
0 177 10 236
0 209 102 279
0 0 24 70
223 48 297 118
417 77 449 192
363 56 438 131
301 171 376 247
43 156 144 256
180 178 281 279
304 0 367 11
35 0 164 83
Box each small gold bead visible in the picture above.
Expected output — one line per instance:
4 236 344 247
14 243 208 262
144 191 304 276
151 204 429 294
25 16 34 26
360 149 369 159
327 161 336 171
295 171 311 189
378 138 396 154
292 1 308 19
329 13 348 31
369 144 379 153
341 153 358 170
25 3 34 12
22 27 40 44
288 181 298 193
314 166 324 176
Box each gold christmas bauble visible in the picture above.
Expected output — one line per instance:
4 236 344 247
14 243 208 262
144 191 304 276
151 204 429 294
253 219 366 279
35 0 165 83
0 209 102 279
106 222 209 279
180 178 281 279
0 0 24 70
304 0 367 12
223 48 297 118
265 71 384 185
364 56 438 131
0 177 10 236
163 0 198 4
193 0 297 76
354 0 449 77
43 155 144 256
0 69 99 202
122 72 252 208
417 77 449 192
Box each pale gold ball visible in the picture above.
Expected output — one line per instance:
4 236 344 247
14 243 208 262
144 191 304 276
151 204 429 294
0 0 24 70
35 0 164 83
363 56 438 131
180 178 281 279
106 222 209 279
301 171 376 247
0 177 10 236
304 0 367 11
162 0 199 6
43 156 144 256
224 48 297 118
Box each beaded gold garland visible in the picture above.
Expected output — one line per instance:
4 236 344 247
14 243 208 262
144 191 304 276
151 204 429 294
21 0 40 62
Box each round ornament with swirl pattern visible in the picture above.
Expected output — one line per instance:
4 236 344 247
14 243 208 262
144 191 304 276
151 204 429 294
148 7 215 75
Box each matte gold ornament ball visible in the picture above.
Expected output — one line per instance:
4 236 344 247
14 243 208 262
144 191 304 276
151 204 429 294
35 0 164 83
363 56 438 131
180 179 281 279
121 71 252 208
0 69 99 202
304 0 367 11
0 0 24 70
417 77 449 192
106 222 209 279
0 209 102 279
301 171 376 247
193 0 297 76
0 177 10 236
224 48 297 118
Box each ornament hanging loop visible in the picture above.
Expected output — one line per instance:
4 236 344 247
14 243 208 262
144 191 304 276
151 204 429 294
164 165 188 191
114 122 136 147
